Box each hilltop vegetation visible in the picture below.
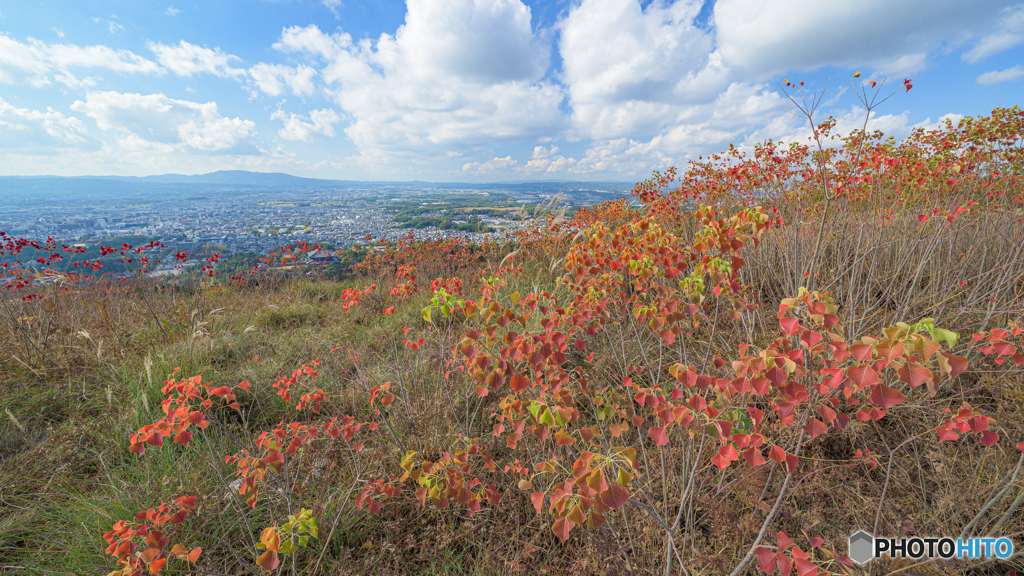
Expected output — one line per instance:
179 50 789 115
1 96 1023 575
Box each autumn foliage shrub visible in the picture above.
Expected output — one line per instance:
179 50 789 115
4 82 1024 575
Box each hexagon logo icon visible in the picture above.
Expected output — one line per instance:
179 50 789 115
848 530 874 565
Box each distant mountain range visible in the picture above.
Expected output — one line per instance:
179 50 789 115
3 170 359 189
2 170 633 189
86 170 351 187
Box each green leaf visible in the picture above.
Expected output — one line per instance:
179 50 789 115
421 306 432 323
555 409 568 427
539 408 555 426
930 327 959 347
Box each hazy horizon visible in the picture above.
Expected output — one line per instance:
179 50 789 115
0 169 634 183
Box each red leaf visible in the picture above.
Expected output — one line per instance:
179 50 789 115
850 344 873 362
847 365 880 387
785 454 800 473
712 444 738 471
803 418 827 439
939 352 968 377
777 552 793 576
777 530 795 550
795 557 817 576
779 317 801 336
899 362 933 388
870 384 904 410
649 426 669 446
601 484 629 510
552 517 574 542
755 546 777 573
531 493 544 515
936 425 959 442
980 431 999 446
769 445 787 463
743 447 766 467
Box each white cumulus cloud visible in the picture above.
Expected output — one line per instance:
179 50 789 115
271 108 341 141
0 96 97 152
715 0 1018 76
559 0 729 140
148 40 245 78
0 36 160 88
271 0 564 156
248 63 317 96
976 65 1024 85
54 71 99 89
463 156 517 174
71 91 258 153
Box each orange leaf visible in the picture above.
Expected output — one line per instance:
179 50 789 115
585 468 608 493
260 526 280 552
256 549 279 571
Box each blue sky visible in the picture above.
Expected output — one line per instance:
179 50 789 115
1 0 1022 181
